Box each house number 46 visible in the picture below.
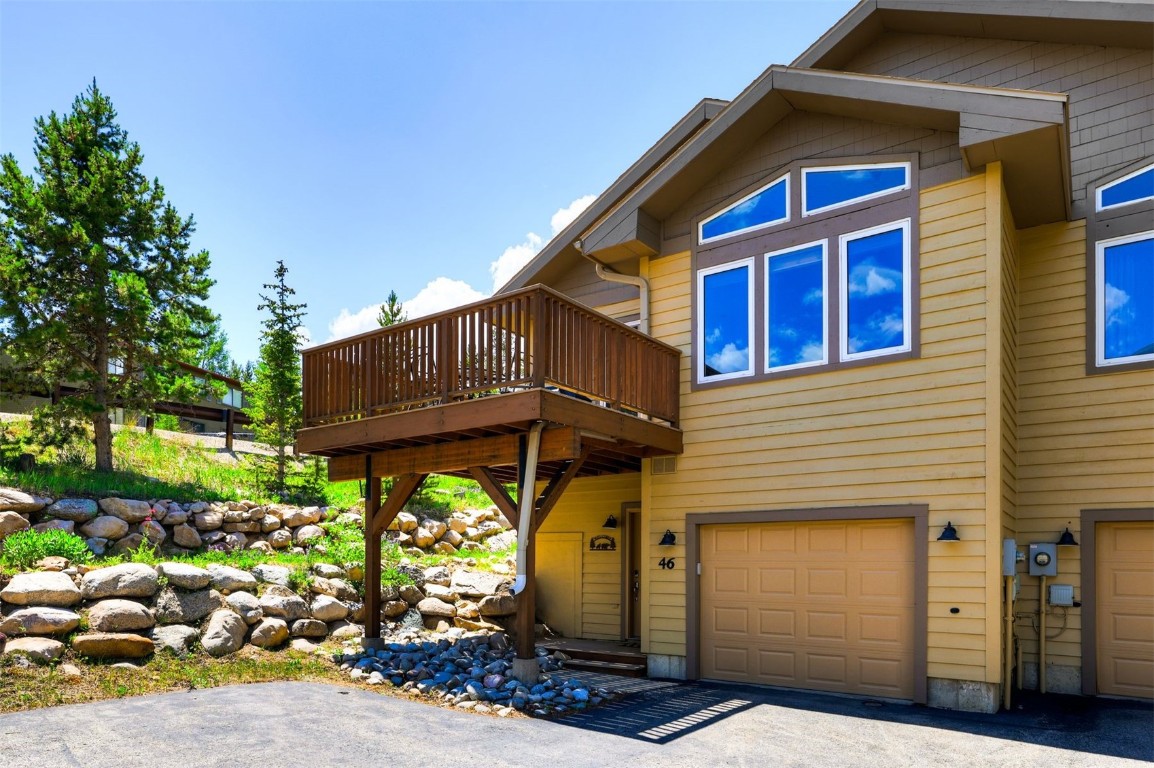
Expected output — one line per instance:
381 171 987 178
658 557 676 570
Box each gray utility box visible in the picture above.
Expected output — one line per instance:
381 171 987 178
1029 542 1058 577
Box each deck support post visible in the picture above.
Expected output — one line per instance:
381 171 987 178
362 467 426 649
224 408 235 452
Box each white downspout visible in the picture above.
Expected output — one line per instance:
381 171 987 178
575 239 650 334
510 420 546 595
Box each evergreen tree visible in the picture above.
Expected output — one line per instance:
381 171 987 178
377 290 407 327
0 82 214 471
246 260 306 497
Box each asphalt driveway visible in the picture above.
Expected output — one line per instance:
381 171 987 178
0 679 1149 768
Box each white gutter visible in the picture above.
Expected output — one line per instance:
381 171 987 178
510 420 545 595
576 239 650 334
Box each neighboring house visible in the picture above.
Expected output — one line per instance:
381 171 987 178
299 0 1153 713
0 361 251 448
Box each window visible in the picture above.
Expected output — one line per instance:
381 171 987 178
699 174 789 244
694 157 917 386
698 259 754 381
840 220 912 361
803 162 910 217
1096 164 1154 212
1095 232 1154 367
766 241 827 372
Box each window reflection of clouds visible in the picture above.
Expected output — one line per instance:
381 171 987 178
804 165 908 215
1102 236 1154 361
700 176 788 242
702 264 751 377
767 242 826 370
845 226 906 356
1098 165 1154 210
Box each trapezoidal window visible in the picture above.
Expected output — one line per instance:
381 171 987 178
802 162 910 217
1095 231 1154 368
699 174 789 244
1096 164 1154 212
698 259 754 381
766 240 827 372
840 219 912 362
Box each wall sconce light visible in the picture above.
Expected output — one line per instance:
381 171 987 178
1056 527 1079 546
659 529 676 546
602 514 618 529
937 521 960 541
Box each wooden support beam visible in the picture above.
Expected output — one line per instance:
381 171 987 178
515 521 537 660
467 466 518 530
533 449 590 533
327 427 582 482
364 471 426 641
224 409 235 453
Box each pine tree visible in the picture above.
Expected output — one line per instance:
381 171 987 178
377 290 407 327
0 82 214 471
246 260 306 497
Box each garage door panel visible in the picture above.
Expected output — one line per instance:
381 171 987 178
714 527 751 553
1097 521 1154 699
701 519 914 699
712 646 750 675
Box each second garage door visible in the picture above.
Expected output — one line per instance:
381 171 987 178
700 518 915 699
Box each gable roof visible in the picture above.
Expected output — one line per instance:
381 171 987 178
795 0 1153 71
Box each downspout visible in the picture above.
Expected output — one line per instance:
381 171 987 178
510 420 546 595
576 239 650 334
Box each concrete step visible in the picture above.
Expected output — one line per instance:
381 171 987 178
561 657 648 678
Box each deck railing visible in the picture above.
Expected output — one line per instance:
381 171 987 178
301 285 681 428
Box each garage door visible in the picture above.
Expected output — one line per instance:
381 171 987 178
700 519 915 699
1096 521 1154 699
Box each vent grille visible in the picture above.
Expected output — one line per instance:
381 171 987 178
651 455 677 475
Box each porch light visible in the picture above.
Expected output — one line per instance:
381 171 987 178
1056 527 1079 547
602 514 618 529
659 529 676 546
937 522 960 541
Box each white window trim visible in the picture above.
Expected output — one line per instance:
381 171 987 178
699 173 790 245
1095 163 1154 212
802 162 911 218
838 218 912 363
1095 230 1154 367
697 258 755 382
765 240 828 373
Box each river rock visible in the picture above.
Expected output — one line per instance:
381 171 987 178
172 524 202 549
455 600 480 620
412 527 436 548
267 529 293 549
154 587 221 625
1 571 81 606
4 636 65 662
390 511 418 533
450 570 509 598
156 562 211 590
85 538 109 556
328 621 363 640
486 530 517 552
72 632 154 659
33 519 75 535
382 600 409 619
140 519 166 545
290 618 328 638
310 594 348 622
151 624 199 657
417 597 456 618
87 599 155 632
260 515 281 533
110 533 146 556
312 563 346 579
194 511 224 531
98 498 152 524
0 488 48 513
399 584 425 604
222 532 248 550
478 594 516 617
281 506 321 527
207 564 257 593
249 617 289 648
294 524 324 545
45 498 99 523
79 515 129 540
81 563 160 599
311 576 357 601
0 607 80 635
164 507 189 527
226 591 263 624
425 584 457 601
201 609 247 657
441 529 464 548
259 585 309 622
0 510 30 539
252 564 291 587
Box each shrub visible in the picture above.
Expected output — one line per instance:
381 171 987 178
1 529 92 570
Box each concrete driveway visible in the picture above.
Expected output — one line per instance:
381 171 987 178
0 679 1149 768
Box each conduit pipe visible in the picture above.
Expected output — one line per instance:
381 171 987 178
510 421 545 595
575 239 650 334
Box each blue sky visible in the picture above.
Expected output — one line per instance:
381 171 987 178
1 0 856 364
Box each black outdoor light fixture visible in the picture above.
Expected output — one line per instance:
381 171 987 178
602 514 618 529
659 529 677 546
937 521 960 541
1057 527 1079 547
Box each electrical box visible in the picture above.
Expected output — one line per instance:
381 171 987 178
1049 584 1075 607
1002 539 1017 576
1029 542 1058 577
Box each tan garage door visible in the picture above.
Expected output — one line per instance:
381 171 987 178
700 519 915 699
1096 521 1154 699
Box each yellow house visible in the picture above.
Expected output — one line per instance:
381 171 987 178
299 0 1153 713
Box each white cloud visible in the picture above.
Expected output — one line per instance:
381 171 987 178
1105 282 1131 325
326 304 381 341
706 343 749 374
296 325 312 347
802 288 824 305
848 265 901 296
489 232 543 293
706 327 722 345
550 194 596 237
800 341 825 362
405 277 486 319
